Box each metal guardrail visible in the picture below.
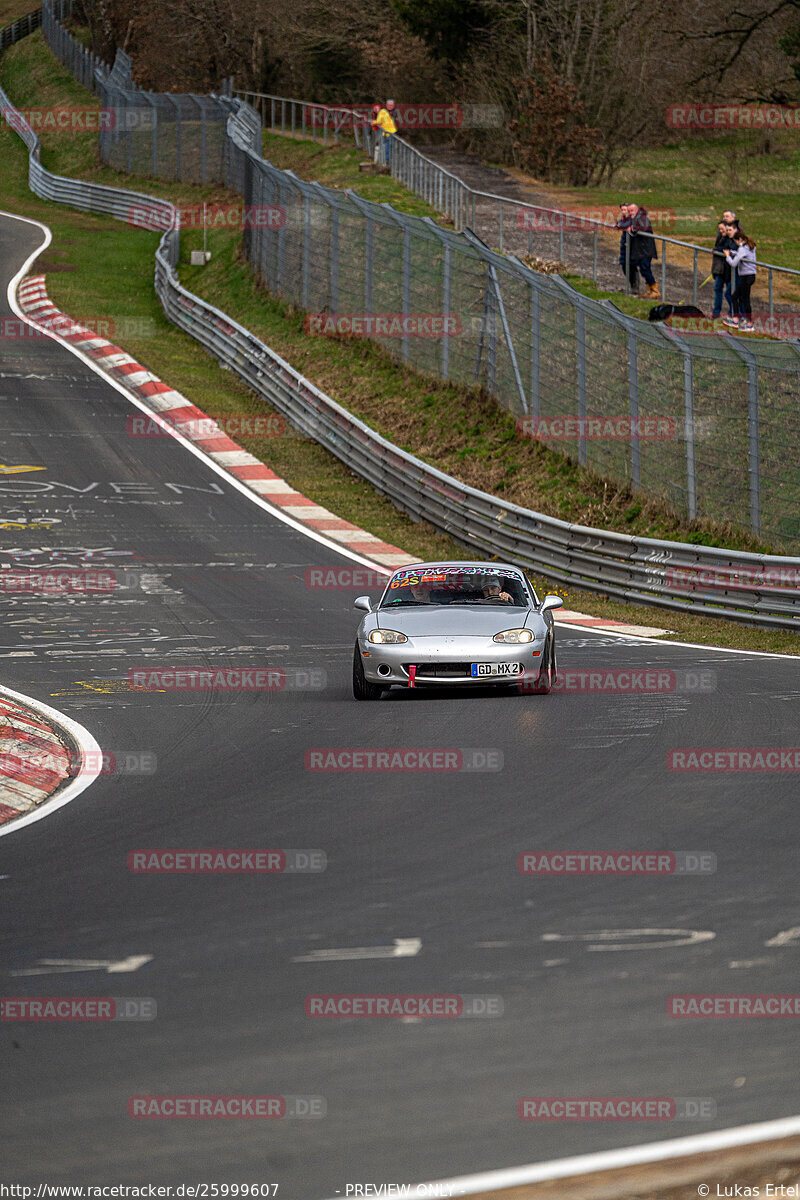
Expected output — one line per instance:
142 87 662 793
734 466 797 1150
0 8 40 51
5 14 800 628
241 89 800 315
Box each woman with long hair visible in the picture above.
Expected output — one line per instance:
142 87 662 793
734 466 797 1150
724 232 757 331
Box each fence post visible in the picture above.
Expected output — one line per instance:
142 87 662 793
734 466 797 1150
365 212 374 315
402 221 411 363
577 306 587 466
302 194 311 309
277 178 287 289
727 337 760 535
665 330 698 521
628 326 640 489
530 280 540 418
329 199 339 313
441 240 451 379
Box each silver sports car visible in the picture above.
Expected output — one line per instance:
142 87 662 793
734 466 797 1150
352 561 563 699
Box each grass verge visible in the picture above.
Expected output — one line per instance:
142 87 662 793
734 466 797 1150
0 32 798 652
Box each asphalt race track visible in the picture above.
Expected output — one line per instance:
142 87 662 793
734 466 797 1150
1 210 800 1198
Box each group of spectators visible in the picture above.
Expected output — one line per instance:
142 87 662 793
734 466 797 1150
615 202 758 329
711 209 758 330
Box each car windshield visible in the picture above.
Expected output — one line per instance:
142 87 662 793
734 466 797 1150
380 569 529 608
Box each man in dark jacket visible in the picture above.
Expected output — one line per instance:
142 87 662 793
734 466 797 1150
615 203 632 280
711 219 735 319
627 203 659 298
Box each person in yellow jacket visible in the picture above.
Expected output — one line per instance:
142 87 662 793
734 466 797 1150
372 99 398 165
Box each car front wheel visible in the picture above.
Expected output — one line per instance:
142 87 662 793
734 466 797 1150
352 643 384 700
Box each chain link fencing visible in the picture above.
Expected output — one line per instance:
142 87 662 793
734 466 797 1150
6 8 800 623
31 1 800 553
243 90 800 317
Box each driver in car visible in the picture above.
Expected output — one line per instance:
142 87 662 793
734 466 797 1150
482 575 513 602
408 580 434 602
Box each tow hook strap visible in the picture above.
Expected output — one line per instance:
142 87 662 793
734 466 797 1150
408 664 417 688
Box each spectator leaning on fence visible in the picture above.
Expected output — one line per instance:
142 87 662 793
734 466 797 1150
369 102 382 160
724 231 757 331
615 203 632 279
711 219 736 320
373 100 398 165
626 203 660 299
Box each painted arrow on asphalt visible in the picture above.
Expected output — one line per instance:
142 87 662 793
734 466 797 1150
10 955 153 976
541 929 715 951
292 938 421 963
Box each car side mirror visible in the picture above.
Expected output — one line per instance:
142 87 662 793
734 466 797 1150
354 595 373 613
540 594 564 613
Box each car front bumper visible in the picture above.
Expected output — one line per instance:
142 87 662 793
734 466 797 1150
358 635 547 686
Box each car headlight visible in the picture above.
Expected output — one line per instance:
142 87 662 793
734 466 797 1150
368 629 408 644
493 628 533 644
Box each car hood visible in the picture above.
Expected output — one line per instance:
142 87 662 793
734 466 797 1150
375 606 536 637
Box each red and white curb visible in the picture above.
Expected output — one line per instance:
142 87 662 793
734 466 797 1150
16 275 416 571
0 682 104 835
0 694 74 825
15 276 668 636
557 608 672 637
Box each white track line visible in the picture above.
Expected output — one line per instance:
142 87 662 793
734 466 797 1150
2 209 394 576
329 1114 800 1199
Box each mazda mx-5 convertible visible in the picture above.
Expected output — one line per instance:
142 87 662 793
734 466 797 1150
352 561 562 700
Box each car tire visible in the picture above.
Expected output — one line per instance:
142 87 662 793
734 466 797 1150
353 643 384 700
528 634 554 694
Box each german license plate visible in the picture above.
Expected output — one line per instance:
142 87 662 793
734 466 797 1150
471 662 521 676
